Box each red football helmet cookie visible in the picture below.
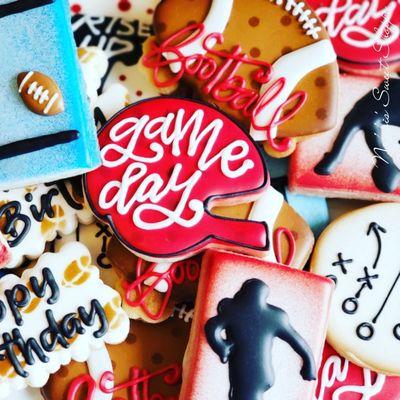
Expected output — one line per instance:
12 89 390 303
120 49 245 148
85 97 269 262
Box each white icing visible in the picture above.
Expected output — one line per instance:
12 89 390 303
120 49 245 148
99 108 254 230
250 39 337 141
273 0 323 38
164 0 234 73
311 203 400 375
95 83 130 121
0 183 94 269
3 387 43 400
248 187 284 263
314 354 386 400
0 242 129 398
86 345 113 400
18 72 59 114
78 47 109 108
53 223 118 289
316 0 400 48
144 262 172 293
171 304 194 323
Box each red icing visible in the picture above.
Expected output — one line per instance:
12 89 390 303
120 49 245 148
309 0 400 71
67 364 181 400
0 236 11 268
84 98 269 261
142 24 307 147
123 257 200 320
315 343 400 399
273 227 296 266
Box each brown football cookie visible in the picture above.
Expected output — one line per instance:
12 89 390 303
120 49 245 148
143 0 339 157
42 305 192 400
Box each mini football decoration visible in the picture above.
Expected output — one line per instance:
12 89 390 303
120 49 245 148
17 71 65 116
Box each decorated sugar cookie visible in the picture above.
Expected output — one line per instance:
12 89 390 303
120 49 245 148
72 13 155 98
0 242 129 398
105 183 314 323
69 0 160 25
0 0 99 189
53 222 118 288
311 203 400 375
77 47 109 109
290 75 400 201
107 236 200 322
0 182 93 269
142 0 339 157
314 343 400 400
181 250 333 400
213 186 315 268
309 0 400 74
43 303 193 400
84 97 270 262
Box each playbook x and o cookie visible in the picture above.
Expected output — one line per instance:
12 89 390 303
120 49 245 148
142 0 339 157
311 203 400 375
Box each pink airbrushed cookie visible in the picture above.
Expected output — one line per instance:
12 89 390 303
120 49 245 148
181 250 333 400
289 74 400 201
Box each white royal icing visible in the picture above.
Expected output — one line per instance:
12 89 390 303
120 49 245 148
164 0 234 73
86 345 114 400
314 354 386 400
0 183 93 269
316 0 400 49
248 187 284 263
99 108 254 231
250 39 337 141
144 262 173 293
78 47 109 109
0 242 129 398
311 203 400 375
272 0 323 39
53 223 117 289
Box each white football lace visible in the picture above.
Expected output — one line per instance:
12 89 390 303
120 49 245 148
272 0 322 39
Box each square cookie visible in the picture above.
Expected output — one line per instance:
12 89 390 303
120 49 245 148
289 74 400 201
0 0 100 189
181 250 333 400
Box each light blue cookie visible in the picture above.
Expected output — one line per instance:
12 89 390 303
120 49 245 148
0 0 100 189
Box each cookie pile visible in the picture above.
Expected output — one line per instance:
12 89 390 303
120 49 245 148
0 0 399 399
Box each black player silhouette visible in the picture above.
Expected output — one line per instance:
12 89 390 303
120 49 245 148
205 279 316 400
315 78 400 193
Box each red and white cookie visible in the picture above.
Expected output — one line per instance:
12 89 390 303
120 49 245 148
309 0 400 75
181 250 333 400
84 97 271 263
289 74 400 201
315 343 400 399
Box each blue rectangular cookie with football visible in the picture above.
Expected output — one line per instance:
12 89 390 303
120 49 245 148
0 0 100 189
